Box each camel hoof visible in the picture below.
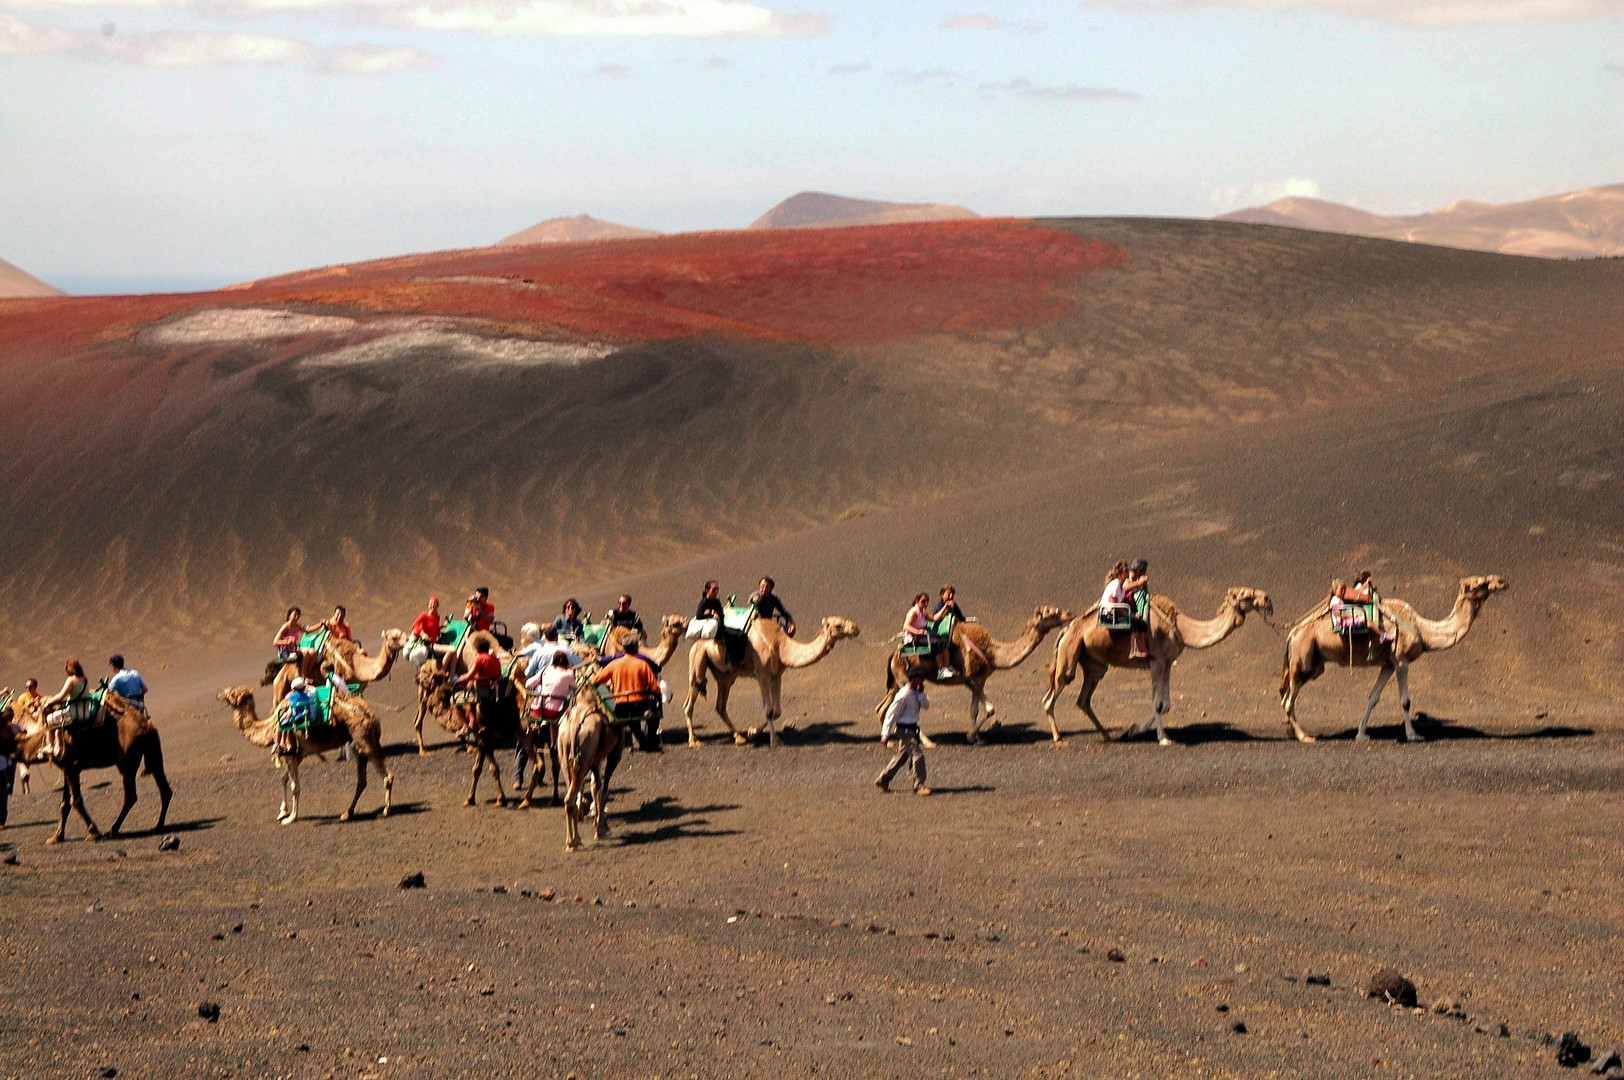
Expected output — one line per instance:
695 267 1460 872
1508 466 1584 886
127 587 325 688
280 816 297 826
1354 732 1371 744
462 798 475 807
339 811 353 822
45 835 63 845
565 841 579 852
89 830 104 842
417 747 429 757
732 734 748 746
1297 734 1318 744
688 737 701 747
492 797 507 807
1406 733 1427 744
1157 737 1173 747
518 799 532 810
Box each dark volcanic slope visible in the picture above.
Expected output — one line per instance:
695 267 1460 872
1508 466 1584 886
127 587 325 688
0 218 1619 688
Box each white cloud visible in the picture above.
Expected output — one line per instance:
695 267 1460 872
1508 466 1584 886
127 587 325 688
1208 175 1322 213
943 12 1005 28
592 60 632 76
887 66 964 85
1606 61 1624 75
828 60 869 74
316 43 433 72
1081 0 1624 26
704 52 733 68
0 12 430 69
979 77 1139 101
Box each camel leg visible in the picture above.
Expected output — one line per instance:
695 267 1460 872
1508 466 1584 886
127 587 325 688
276 763 291 822
143 736 172 832
550 725 562 806
48 768 73 844
68 770 101 840
341 750 367 822
592 764 608 841
488 752 508 807
1075 665 1111 742
1280 662 1318 743
1148 663 1174 746
368 744 394 817
1397 662 1423 743
1355 667 1392 743
414 699 428 755
283 758 302 824
713 678 747 746
966 685 985 745
757 675 781 748
108 763 139 837
519 732 540 809
464 751 484 807
563 767 582 851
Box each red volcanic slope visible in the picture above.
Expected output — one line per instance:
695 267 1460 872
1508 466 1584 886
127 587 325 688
0 221 1121 354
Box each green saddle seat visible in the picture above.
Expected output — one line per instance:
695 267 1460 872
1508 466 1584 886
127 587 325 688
579 620 610 650
298 627 330 653
722 598 756 635
900 614 954 656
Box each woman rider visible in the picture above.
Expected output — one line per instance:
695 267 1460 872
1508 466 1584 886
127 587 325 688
552 599 585 642
38 657 89 758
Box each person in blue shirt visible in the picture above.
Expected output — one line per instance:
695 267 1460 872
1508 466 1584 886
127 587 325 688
106 654 148 713
552 599 585 642
281 677 317 754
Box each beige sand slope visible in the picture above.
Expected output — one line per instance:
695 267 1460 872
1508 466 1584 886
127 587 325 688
495 213 661 246
0 256 63 298
749 191 977 229
1220 184 1624 258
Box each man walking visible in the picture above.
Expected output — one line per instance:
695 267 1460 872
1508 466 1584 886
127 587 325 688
875 671 931 796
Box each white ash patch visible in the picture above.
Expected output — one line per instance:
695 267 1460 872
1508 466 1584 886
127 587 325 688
303 330 616 369
147 308 357 345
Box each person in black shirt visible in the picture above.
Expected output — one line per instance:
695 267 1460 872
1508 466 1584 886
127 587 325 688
695 580 725 625
933 584 967 624
606 594 645 636
552 599 585 641
750 577 795 637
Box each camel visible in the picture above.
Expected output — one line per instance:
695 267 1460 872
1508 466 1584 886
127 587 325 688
218 685 393 824
556 686 624 851
874 605 1074 745
1043 587 1273 745
1 692 172 844
324 629 407 689
1278 574 1507 743
460 669 524 808
683 615 860 747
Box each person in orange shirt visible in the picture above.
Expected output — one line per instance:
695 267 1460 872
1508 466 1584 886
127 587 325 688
465 587 496 633
591 637 663 752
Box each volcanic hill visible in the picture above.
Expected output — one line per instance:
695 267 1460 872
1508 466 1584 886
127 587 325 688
0 216 1621 730
1219 183 1624 258
495 214 662 246
748 191 978 229
0 256 63 298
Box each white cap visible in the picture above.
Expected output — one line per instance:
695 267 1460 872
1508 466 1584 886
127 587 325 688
290 677 308 691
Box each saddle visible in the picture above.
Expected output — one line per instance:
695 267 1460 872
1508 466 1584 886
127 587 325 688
1330 602 1377 636
1098 605 1133 632
596 684 662 724
900 614 955 657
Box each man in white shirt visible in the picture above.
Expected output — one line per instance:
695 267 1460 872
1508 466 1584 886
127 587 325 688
876 672 931 795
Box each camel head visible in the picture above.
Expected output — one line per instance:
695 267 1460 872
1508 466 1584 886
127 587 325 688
1460 575 1508 604
217 685 261 728
381 628 408 654
820 616 860 641
660 614 690 642
1028 605 1074 634
1226 587 1273 623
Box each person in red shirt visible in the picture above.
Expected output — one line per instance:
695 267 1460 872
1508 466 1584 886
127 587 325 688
453 637 503 735
410 596 455 671
465 587 496 633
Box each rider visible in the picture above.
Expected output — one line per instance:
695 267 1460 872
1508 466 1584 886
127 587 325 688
524 625 580 681
465 587 496 634
591 636 663 752
750 577 795 637
527 649 577 722
933 585 967 625
106 655 148 713
453 636 503 737
273 607 306 663
552 599 585 642
1100 561 1131 622
605 594 645 638
11 678 39 720
319 605 353 643
280 677 317 754
697 579 749 663
38 657 89 758
410 595 457 670
1124 558 1151 660
903 593 955 679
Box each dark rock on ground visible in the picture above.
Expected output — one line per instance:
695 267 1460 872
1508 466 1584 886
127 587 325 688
157 836 180 852
398 872 425 889
1231 1021 1248 1034
1306 973 1331 986
197 1002 220 1023
1559 1032 1592 1068
1366 969 1417 1007
1591 1049 1622 1074
1106 948 1126 963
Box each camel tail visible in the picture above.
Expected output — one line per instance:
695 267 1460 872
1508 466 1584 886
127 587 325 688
141 731 168 780
1278 638 1294 703
692 654 710 700
260 660 282 687
883 654 897 692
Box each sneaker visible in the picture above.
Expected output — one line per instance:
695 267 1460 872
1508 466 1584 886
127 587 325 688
915 787 933 797
937 667 956 679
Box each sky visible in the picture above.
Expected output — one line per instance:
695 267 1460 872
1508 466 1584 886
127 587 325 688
1 0 1621 292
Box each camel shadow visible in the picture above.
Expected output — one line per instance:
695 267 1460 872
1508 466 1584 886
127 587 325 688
921 784 996 795
1321 713 1595 742
1116 722 1263 746
309 801 430 826
775 721 868 745
151 816 223 836
613 795 741 847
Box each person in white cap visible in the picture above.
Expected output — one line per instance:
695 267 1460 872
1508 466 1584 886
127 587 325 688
280 677 316 755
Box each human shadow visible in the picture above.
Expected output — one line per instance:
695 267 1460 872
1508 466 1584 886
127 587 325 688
613 795 741 847
1320 712 1596 742
921 784 997 795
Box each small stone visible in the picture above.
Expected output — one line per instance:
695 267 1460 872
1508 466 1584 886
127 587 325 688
491 885 507 894
157 837 180 852
1106 948 1126 963
99 1069 117 1078
1366 969 1417 1008
1305 973 1331 986
2 854 17 866
1558 1032 1592 1068
1492 1022 1510 1038
479 987 495 997
540 889 556 901
398 872 425 890
211 933 225 941
1216 1004 1229 1013
1591 1049 1622 1074
197 1002 221 1022
232 924 243 934
1231 1021 1248 1034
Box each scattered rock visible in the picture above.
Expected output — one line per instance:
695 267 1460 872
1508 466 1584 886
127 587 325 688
1106 948 1126 963
157 837 180 852
1231 1021 1248 1034
197 1002 220 1023
211 933 224 941
232 923 243 934
99 1069 117 1078
1216 1004 1229 1013
2 854 17 865
540 889 555 902
1558 1032 1592 1068
1366 969 1417 1007
398 872 425 890
1591 1049 1622 1074
1432 997 1466 1018
491 885 507 894
1305 973 1331 986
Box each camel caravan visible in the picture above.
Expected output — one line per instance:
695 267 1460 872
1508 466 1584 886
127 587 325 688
0 565 1508 851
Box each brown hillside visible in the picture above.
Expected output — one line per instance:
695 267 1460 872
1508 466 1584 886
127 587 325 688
749 191 977 229
494 214 661 246
0 256 63 298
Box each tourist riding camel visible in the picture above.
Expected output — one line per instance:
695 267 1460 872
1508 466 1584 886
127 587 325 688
1043 584 1274 745
3 687 171 844
218 684 393 824
876 604 1073 745
1279 574 1507 743
684 610 860 747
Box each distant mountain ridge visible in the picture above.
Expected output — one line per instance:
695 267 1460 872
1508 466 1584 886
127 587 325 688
496 214 661 247
0 257 63 298
1219 184 1624 259
749 191 977 230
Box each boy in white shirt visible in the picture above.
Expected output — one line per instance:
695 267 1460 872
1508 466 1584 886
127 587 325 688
876 672 932 795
